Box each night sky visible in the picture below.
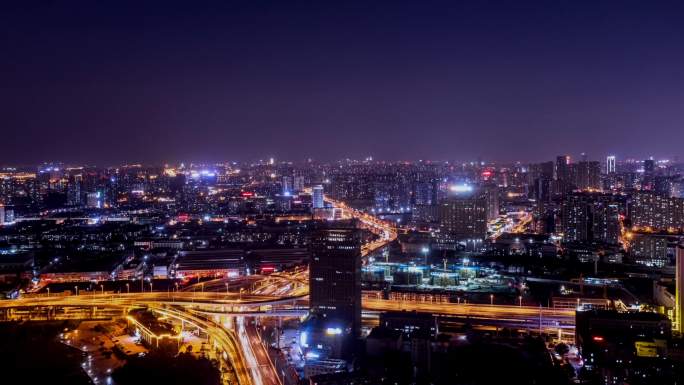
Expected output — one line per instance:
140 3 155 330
2 1 684 165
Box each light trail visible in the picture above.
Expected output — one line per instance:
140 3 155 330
0 199 555 384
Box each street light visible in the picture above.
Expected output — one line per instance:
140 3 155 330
225 283 229 295
149 282 153 292
100 284 104 295
125 283 130 294
74 286 79 296
47 287 50 297
519 296 523 307
490 294 494 305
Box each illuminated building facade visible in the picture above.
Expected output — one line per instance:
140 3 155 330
630 192 684 230
312 184 325 209
606 155 616 174
677 244 684 334
438 192 488 241
629 234 670 267
561 193 619 245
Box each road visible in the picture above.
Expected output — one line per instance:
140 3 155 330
234 317 281 385
1 198 558 384
363 297 575 340
488 210 533 240
0 286 579 381
324 196 398 256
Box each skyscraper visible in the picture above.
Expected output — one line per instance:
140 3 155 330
308 224 362 358
67 174 82 206
644 159 656 174
554 155 572 195
677 244 684 334
555 155 570 181
606 155 616 174
643 158 656 190
571 161 601 191
483 184 499 221
312 184 324 209
281 176 292 194
561 193 620 244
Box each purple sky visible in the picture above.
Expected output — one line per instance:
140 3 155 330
2 1 684 165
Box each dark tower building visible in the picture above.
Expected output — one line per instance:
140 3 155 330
643 159 656 190
570 161 601 190
554 155 571 195
556 155 570 182
644 159 656 175
307 223 362 358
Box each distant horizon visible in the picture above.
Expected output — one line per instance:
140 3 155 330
3 2 684 165
1 153 681 169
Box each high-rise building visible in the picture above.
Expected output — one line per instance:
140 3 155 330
532 177 551 203
308 225 362 358
629 233 670 267
555 155 570 181
561 193 619 244
643 158 656 190
606 156 616 174
86 191 102 208
438 191 488 240
0 204 4 225
654 176 676 198
67 174 82 206
554 155 572 195
527 161 554 184
676 244 684 334
571 161 601 190
483 184 499 221
293 175 305 192
281 176 293 194
630 192 684 230
644 159 656 175
312 184 324 209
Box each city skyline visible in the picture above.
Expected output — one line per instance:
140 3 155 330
1 138 683 384
0 153 681 169
3 1 684 164
2 2 684 384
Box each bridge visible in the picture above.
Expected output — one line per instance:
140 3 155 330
0 291 576 338
0 198 578 385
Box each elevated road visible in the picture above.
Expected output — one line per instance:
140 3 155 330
1 292 575 335
362 298 575 340
324 196 398 256
1 198 568 384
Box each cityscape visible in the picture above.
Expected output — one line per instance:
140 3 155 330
2 2 684 385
